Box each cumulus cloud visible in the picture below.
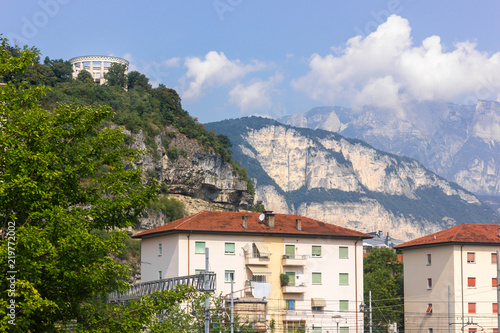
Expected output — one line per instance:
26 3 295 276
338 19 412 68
292 15 500 110
229 74 283 114
181 51 266 100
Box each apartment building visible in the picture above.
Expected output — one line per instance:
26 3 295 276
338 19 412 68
132 210 371 332
395 224 500 333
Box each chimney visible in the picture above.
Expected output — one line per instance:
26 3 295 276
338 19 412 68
242 216 248 229
296 219 302 231
263 211 275 228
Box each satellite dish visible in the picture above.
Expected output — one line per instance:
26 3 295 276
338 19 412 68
259 213 265 221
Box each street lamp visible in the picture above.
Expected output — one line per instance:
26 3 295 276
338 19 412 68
332 315 342 333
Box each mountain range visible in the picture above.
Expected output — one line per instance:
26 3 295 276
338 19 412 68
206 116 499 240
278 100 500 214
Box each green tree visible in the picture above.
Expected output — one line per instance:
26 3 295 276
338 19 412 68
76 69 94 84
363 248 404 331
127 71 151 91
0 37 156 331
105 63 127 88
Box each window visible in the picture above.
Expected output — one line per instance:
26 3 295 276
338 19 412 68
494 303 498 314
225 242 235 254
312 272 322 284
467 252 475 263
312 327 322 333
339 300 349 311
428 329 433 333
339 246 349 259
158 271 162 280
426 303 432 314
427 254 432 265
494 329 498 333
224 270 235 282
158 243 162 255
493 278 498 288
285 245 295 259
468 329 477 333
286 299 295 310
195 269 205 275
286 272 296 286
195 241 206 254
252 275 266 282
312 245 322 257
468 277 476 288
339 327 349 333
339 273 349 285
492 252 498 264
427 278 433 289
468 302 476 313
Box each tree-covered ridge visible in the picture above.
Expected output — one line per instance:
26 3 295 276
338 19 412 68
0 46 254 195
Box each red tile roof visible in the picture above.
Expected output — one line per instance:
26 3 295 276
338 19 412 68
395 223 500 249
132 211 372 239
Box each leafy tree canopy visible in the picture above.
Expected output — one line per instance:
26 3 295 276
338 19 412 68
105 63 127 88
363 248 404 331
0 37 157 331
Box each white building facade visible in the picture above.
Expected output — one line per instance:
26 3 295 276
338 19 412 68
69 55 128 85
396 224 500 333
134 211 371 332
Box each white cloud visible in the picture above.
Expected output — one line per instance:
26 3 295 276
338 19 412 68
292 15 500 110
181 51 266 100
229 74 283 114
163 57 181 68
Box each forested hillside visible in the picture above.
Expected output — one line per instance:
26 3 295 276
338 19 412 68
1 45 253 197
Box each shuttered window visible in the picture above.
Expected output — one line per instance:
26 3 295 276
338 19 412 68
339 300 348 311
468 303 476 313
195 241 206 254
492 253 497 264
493 278 498 288
467 252 475 263
312 272 322 284
312 246 321 257
468 277 476 288
339 273 348 285
225 242 235 254
339 246 348 259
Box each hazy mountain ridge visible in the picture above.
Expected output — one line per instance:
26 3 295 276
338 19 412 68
206 117 499 240
279 101 500 201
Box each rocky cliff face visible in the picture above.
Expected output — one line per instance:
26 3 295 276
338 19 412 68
206 117 499 240
279 101 500 201
126 126 254 229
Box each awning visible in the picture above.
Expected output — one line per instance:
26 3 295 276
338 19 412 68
247 265 272 276
311 298 327 307
254 242 271 257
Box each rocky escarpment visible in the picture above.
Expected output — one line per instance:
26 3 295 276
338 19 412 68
279 100 500 204
206 117 499 241
125 126 254 229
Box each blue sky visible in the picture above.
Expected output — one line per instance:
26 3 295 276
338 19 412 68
2 1 500 123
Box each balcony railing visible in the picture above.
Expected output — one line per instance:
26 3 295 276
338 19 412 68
245 254 270 265
282 283 307 293
282 254 308 266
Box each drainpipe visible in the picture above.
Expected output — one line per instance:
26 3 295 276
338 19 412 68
461 244 464 330
355 238 359 333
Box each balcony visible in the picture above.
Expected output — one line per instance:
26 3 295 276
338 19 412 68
282 283 307 294
245 255 270 265
282 254 307 266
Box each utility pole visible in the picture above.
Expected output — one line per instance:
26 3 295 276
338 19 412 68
205 248 210 333
230 277 234 333
369 290 373 333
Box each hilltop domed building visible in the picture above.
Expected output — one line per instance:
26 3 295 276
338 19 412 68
69 55 128 85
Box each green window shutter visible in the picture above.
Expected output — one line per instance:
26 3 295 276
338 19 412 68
312 245 321 257
225 242 235 254
339 273 349 285
195 269 205 275
340 327 349 333
339 246 348 259
286 272 296 286
339 300 349 311
195 241 206 254
312 272 322 284
285 245 295 257
312 328 322 333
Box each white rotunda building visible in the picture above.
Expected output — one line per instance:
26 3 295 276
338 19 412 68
69 55 129 85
